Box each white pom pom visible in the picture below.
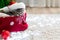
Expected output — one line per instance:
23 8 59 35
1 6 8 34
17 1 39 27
10 21 14 26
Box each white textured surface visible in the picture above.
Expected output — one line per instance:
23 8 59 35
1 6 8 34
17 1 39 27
27 14 60 40
1 14 60 40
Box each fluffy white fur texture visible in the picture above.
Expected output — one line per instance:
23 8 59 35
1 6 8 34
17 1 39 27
1 2 26 12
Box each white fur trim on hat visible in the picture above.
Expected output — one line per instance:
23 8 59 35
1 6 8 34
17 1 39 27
1 2 26 12
8 2 26 11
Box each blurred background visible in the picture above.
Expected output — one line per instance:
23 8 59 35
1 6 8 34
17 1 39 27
16 0 60 14
16 0 60 7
